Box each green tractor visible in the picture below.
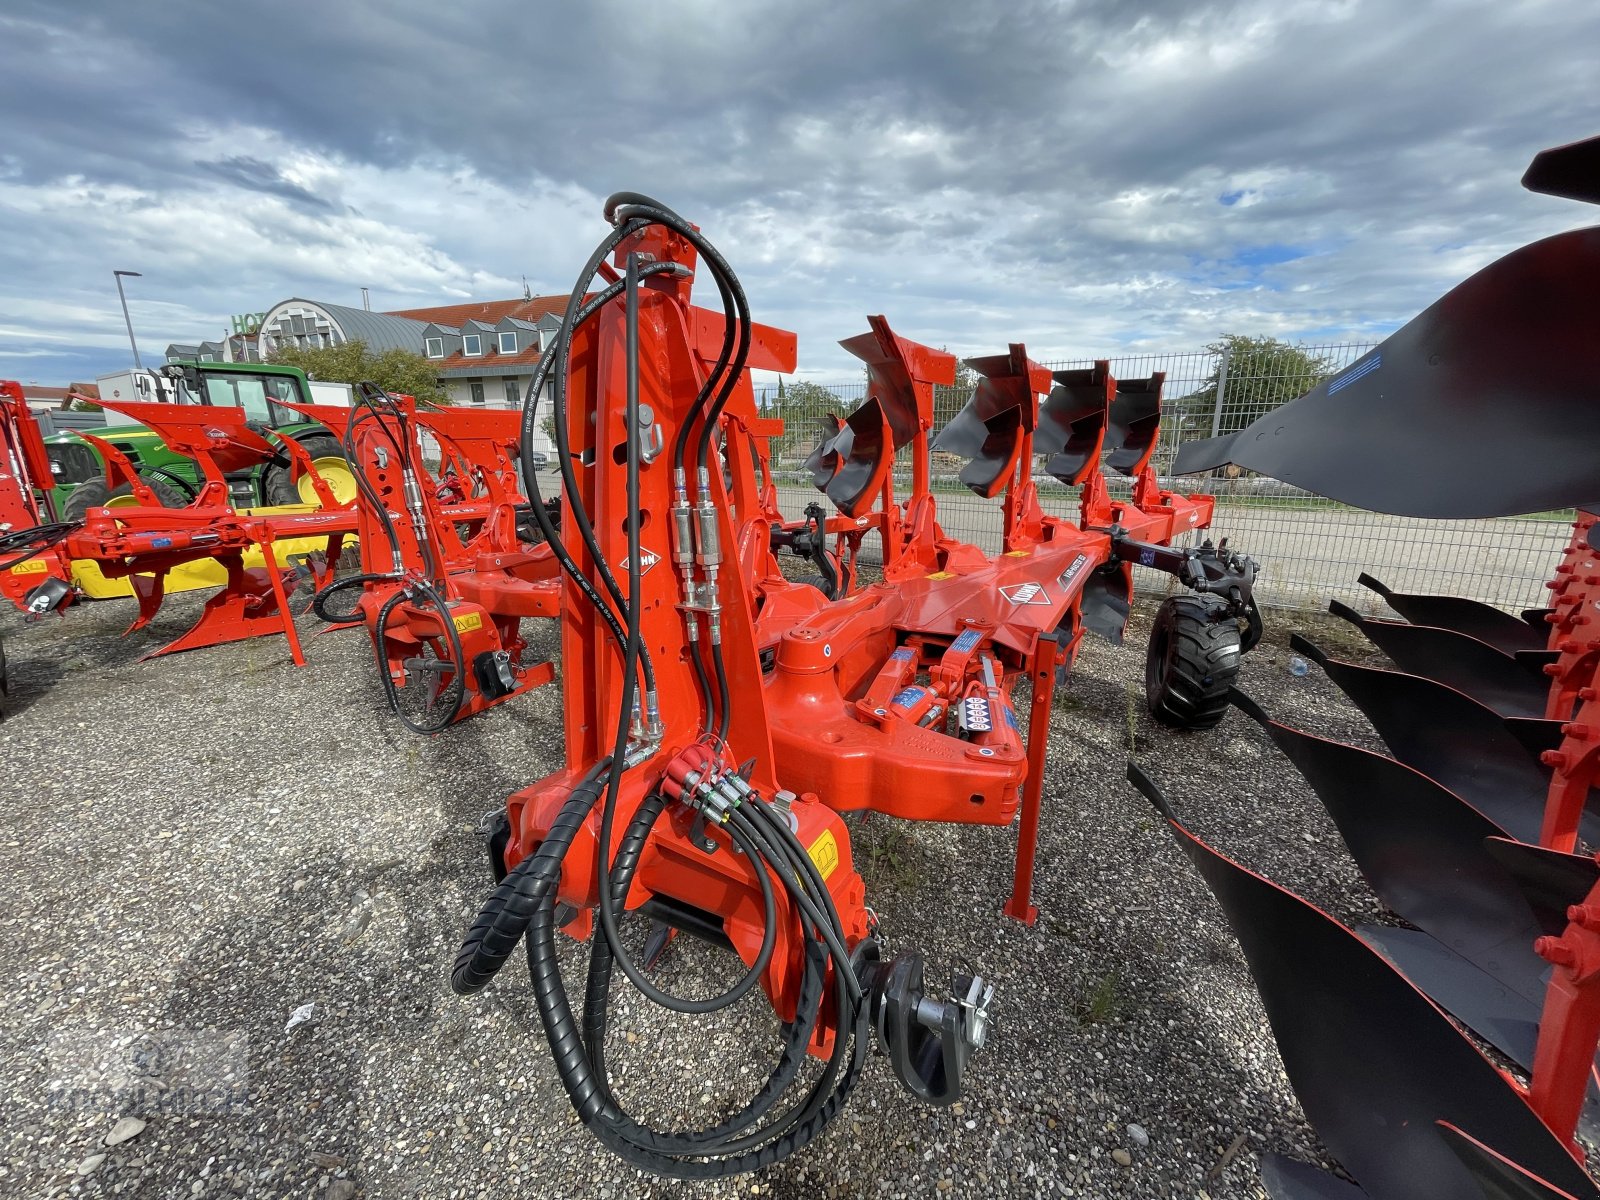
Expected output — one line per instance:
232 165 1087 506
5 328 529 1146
45 361 356 519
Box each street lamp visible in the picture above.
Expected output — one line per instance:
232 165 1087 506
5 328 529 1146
112 269 144 370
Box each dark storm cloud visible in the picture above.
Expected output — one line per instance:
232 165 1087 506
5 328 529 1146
1 0 1596 384
195 157 335 211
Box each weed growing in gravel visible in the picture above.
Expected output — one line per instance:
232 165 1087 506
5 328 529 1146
864 826 920 889
1077 968 1123 1024
1053 689 1086 713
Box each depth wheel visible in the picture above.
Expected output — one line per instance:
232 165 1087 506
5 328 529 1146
1144 594 1241 730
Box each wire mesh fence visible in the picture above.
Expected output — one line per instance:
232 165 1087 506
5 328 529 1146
755 343 1571 614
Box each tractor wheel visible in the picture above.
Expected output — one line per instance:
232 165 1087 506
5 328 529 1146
63 474 188 521
264 435 355 506
1144 594 1241 731
793 573 833 598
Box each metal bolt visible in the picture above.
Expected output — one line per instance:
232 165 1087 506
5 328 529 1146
1536 936 1578 968
1568 904 1600 929
1542 750 1569 769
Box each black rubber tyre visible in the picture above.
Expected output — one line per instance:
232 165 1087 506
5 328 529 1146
793 573 834 599
264 435 346 505
1144 593 1241 730
63 473 188 520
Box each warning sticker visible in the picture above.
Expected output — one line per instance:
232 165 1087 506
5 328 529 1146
951 628 982 654
808 829 840 881
9 559 47 575
452 611 483 633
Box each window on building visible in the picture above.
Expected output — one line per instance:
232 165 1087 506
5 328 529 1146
463 334 482 356
503 380 519 405
425 337 443 358
498 331 517 354
470 382 485 405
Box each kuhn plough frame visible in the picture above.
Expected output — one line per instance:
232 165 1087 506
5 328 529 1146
1144 133 1600 1198
301 388 562 732
0 382 356 664
446 193 1261 1177
0 379 566 707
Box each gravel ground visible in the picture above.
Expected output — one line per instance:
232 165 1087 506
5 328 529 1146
0 585 1398 1200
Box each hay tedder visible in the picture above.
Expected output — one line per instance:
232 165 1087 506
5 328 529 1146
446 193 1262 1175
1128 133 1600 1198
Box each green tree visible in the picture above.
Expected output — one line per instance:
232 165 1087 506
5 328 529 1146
770 380 848 461
1177 334 1336 436
266 339 449 405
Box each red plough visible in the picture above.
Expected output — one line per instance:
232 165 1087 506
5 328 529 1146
1145 133 1600 1197
0 384 356 664
301 387 561 732
445 194 1264 1176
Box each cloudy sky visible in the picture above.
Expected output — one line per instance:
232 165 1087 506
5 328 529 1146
1 0 1595 387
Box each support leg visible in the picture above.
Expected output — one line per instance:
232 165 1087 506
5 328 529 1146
259 541 306 667
1005 632 1060 924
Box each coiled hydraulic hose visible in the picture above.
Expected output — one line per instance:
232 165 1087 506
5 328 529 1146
311 385 466 730
453 194 870 1176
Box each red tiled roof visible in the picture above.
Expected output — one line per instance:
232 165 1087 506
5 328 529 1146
382 294 569 329
382 294 581 377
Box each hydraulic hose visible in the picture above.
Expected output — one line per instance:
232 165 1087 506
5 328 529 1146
453 194 871 1178
373 578 464 734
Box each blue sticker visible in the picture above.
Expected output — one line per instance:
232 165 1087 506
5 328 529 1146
1003 706 1018 730
889 647 914 662
951 629 981 654
152 537 172 549
891 686 925 708
1328 353 1381 396
1139 547 1156 567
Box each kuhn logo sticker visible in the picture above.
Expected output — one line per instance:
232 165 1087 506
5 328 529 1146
1056 554 1090 589
1000 582 1050 605
617 549 660 576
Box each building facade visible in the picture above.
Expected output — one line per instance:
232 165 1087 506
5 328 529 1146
251 294 567 410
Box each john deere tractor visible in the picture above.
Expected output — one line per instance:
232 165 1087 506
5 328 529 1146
46 361 355 519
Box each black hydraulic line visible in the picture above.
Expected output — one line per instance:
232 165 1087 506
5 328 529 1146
452 197 871 1178
0 521 79 572
374 580 465 734
310 572 390 624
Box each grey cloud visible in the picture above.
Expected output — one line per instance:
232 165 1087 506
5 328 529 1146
2 0 1598 386
194 157 335 210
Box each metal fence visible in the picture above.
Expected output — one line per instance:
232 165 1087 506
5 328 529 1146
755 343 1571 614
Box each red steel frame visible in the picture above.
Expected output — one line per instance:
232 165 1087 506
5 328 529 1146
500 218 1228 1064
293 396 563 727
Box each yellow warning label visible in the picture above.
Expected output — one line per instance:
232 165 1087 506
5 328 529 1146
9 560 47 575
927 571 954 580
1004 549 1032 557
452 611 483 633
808 829 840 881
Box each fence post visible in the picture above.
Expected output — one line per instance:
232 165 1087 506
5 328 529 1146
1207 347 1232 439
